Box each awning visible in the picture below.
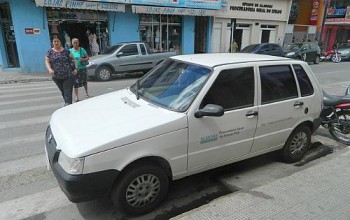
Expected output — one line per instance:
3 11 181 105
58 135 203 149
35 0 125 12
132 5 217 16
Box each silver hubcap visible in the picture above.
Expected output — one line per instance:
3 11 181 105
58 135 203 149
99 69 110 80
126 174 160 208
290 131 307 156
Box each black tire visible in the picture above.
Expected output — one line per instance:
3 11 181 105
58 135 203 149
111 163 169 216
302 53 307 61
96 66 113 81
282 125 311 163
313 55 320 64
329 110 350 145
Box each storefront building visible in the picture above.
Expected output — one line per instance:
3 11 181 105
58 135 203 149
0 0 222 73
321 0 350 50
211 0 292 52
284 0 326 47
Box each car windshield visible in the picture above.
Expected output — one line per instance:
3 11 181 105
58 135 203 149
130 59 212 112
240 44 258 53
102 44 122 54
284 43 302 52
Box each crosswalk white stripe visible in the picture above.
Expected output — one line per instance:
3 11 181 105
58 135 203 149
0 133 43 149
0 187 71 220
0 90 59 99
0 116 50 129
0 103 62 116
0 153 46 177
0 85 57 93
0 96 61 106
0 81 53 88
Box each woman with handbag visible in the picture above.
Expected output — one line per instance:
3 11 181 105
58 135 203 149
45 35 77 106
70 38 90 102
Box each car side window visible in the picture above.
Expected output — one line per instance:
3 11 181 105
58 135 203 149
271 44 279 51
202 67 254 110
260 65 298 104
119 44 138 56
140 44 147 55
293 64 314 96
260 45 270 53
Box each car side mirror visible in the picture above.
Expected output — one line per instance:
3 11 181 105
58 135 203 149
194 104 224 118
116 52 124 57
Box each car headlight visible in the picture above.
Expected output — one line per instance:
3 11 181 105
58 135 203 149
287 52 296 56
58 151 85 175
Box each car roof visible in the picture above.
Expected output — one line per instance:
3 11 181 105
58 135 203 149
171 53 290 68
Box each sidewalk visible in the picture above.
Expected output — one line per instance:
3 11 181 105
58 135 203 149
0 71 52 84
173 147 350 220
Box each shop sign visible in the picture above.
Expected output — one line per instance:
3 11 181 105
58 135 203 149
35 0 125 12
25 28 34 34
309 0 320 25
25 28 41 34
216 0 287 21
325 18 350 24
131 0 222 10
132 5 217 16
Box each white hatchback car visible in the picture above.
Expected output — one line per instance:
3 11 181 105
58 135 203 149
45 53 323 215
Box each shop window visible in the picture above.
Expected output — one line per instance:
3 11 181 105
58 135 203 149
46 8 109 56
139 14 182 54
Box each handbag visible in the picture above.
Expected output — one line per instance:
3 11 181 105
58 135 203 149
80 48 89 66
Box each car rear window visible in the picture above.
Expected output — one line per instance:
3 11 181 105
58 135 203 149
293 64 314 97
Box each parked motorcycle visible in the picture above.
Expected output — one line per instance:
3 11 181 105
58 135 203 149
321 87 350 144
320 49 342 62
331 49 342 63
320 50 332 62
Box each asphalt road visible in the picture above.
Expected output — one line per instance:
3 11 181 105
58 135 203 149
0 61 349 220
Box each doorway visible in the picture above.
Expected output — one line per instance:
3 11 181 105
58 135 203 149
0 2 19 68
195 17 208 53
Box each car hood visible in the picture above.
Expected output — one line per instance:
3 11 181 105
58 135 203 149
89 55 109 62
49 89 187 158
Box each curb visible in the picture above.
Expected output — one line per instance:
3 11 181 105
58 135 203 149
0 77 53 84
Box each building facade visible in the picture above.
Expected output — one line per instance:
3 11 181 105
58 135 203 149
0 0 222 73
321 0 350 50
284 0 326 47
211 0 292 52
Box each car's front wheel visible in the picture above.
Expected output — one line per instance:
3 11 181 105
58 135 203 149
111 162 169 216
281 125 311 163
96 66 113 81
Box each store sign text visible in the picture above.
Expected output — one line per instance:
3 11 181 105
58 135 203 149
133 5 216 16
230 2 282 14
35 0 125 12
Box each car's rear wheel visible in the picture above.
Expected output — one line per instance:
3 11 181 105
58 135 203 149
281 125 311 163
302 53 307 61
314 55 320 64
96 66 113 81
111 163 169 216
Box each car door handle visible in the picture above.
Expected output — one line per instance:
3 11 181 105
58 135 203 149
246 110 258 118
294 101 304 107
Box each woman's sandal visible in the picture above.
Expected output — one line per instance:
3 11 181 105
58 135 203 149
86 94 90 98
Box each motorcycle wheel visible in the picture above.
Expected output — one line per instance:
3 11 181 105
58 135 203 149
332 55 341 63
329 109 350 145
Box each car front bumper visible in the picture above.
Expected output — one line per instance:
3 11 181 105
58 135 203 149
45 127 119 203
86 65 97 77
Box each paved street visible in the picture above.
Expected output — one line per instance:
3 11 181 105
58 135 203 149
1 62 350 219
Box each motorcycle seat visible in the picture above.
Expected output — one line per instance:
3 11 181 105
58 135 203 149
323 90 350 106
